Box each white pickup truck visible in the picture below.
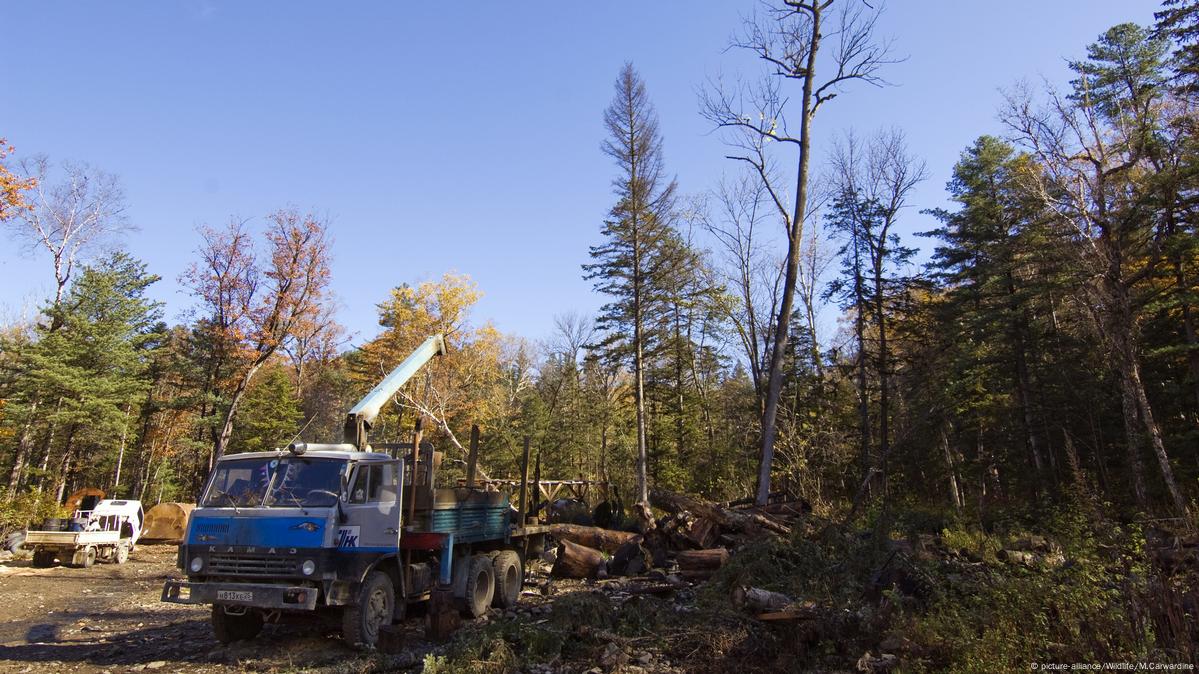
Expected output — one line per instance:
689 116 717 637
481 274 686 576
25 499 144 568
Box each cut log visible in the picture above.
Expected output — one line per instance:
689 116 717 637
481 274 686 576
650 490 791 537
551 540 605 579
140 502 196 543
548 524 638 554
684 518 720 549
677 548 729 572
731 586 792 613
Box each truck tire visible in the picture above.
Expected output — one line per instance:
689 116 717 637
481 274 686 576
5 531 26 553
462 554 495 619
32 549 55 568
343 570 394 648
80 546 96 568
212 606 263 644
114 542 130 564
491 550 523 609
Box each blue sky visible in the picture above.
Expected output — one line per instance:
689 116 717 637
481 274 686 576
0 1 1159 346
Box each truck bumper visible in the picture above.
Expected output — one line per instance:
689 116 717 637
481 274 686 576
161 580 319 611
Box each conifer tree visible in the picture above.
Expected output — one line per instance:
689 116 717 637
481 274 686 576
584 63 679 524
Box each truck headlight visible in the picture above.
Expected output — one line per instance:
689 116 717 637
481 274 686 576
301 559 316 576
189 556 204 573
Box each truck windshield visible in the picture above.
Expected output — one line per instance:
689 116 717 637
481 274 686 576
202 457 346 508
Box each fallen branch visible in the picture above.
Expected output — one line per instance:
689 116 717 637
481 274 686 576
650 489 791 537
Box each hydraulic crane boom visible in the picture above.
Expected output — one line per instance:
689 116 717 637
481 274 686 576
343 334 445 449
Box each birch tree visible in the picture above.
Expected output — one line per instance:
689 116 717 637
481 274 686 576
8 157 130 307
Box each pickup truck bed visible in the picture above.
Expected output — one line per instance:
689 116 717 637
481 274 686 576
25 530 122 547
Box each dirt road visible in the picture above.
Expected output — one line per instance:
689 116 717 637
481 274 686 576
0 546 430 673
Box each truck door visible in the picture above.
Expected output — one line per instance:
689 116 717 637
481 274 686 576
340 461 403 550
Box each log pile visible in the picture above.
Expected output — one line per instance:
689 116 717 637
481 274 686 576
544 489 810 581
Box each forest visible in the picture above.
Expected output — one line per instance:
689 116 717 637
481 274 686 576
2 1 1199 670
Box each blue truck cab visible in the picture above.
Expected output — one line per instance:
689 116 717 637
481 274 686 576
162 335 548 647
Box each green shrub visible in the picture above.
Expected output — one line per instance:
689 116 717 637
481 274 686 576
0 488 68 538
902 505 1153 672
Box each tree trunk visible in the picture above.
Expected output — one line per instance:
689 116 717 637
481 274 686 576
631 215 652 528
674 309 686 473
35 398 64 492
854 276 872 496
548 524 638 554
873 257 891 495
1129 351 1187 515
54 424 79 503
7 399 39 491
756 6 822 507
1008 271 1046 488
112 403 133 496
941 426 963 513
213 360 266 462
1106 273 1185 514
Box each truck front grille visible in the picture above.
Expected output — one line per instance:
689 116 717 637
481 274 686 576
209 554 297 576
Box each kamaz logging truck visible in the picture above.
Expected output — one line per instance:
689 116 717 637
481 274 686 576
162 335 549 647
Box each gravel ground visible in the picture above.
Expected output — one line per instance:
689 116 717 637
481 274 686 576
0 545 432 673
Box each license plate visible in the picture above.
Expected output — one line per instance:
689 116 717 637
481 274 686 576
216 590 253 602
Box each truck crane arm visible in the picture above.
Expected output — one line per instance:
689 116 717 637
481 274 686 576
343 334 445 449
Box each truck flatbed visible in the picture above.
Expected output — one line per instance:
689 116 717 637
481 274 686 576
25 530 123 546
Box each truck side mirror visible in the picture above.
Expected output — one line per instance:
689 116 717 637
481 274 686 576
337 471 349 523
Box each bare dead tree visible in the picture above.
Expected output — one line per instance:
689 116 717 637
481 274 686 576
701 0 897 505
700 171 783 409
9 157 131 307
551 311 595 365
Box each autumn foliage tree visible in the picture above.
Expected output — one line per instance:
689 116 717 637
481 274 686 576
184 210 332 466
0 139 35 222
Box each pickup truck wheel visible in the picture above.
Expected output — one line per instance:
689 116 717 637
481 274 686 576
212 606 263 644
32 549 55 568
343 571 393 647
462 554 495 618
80 546 96 568
491 550 523 609
114 543 130 564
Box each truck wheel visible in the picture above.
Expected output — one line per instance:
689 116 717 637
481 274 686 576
491 550 523 609
212 606 263 644
80 546 96 568
462 554 495 618
32 549 55 568
114 543 130 564
343 571 394 647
